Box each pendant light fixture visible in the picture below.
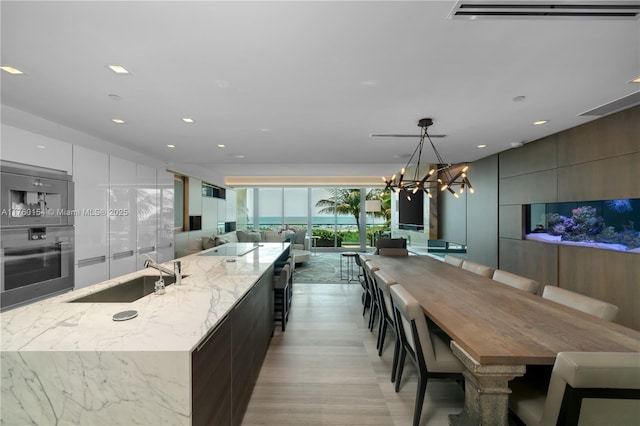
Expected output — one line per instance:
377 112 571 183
382 118 473 200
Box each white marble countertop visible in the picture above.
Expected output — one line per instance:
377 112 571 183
1 242 289 353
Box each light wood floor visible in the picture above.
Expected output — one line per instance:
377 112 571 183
243 283 465 426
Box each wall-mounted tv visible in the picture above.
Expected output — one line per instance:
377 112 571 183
398 191 424 231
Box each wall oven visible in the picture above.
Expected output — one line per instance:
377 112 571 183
1 227 74 310
1 161 75 310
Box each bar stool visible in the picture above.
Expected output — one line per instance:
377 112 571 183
341 252 358 283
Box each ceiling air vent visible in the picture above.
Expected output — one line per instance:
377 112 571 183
448 1 640 19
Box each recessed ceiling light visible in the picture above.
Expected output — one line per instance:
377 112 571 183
217 144 225 148
232 154 245 159
182 118 195 123
108 65 129 74
533 120 548 125
108 94 122 101
631 76 640 83
361 80 379 86
259 128 270 132
112 118 126 124
477 144 487 148
167 144 176 148
1 66 24 75
35 145 46 149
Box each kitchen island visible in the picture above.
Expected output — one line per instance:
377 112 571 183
1 242 289 425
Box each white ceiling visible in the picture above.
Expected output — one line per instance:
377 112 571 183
2 1 639 182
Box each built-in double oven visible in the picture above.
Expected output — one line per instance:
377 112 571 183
1 161 74 311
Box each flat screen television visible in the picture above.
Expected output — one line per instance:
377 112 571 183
398 191 424 231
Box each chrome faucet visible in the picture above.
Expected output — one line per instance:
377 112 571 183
143 255 183 294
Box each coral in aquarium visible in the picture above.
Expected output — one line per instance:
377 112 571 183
597 222 640 250
546 206 603 241
605 199 633 214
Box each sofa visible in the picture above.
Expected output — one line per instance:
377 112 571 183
177 229 311 262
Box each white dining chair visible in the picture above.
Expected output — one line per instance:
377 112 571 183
461 259 494 278
509 351 640 426
390 284 465 426
541 285 619 321
492 269 540 294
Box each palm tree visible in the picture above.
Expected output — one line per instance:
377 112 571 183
315 188 386 233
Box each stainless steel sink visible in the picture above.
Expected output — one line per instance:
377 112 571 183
68 275 186 303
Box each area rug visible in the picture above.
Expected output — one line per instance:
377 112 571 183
294 252 364 284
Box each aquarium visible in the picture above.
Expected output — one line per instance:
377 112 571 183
525 199 640 253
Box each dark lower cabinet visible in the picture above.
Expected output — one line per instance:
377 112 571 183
192 315 232 426
231 288 254 425
191 267 275 426
252 269 273 380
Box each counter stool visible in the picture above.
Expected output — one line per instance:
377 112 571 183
341 252 358 283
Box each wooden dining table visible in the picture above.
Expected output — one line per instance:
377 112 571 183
366 254 640 426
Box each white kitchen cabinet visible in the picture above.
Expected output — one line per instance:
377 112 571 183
75 259 110 290
188 177 202 216
202 197 218 231
157 169 175 263
1 124 73 173
73 146 109 289
217 198 226 224
109 156 137 278
226 189 237 222
136 163 158 270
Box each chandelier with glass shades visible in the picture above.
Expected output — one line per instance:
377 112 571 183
382 118 473 200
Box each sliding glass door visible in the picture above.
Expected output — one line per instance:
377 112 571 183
235 186 387 251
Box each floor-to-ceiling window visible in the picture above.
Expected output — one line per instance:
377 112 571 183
236 188 254 230
233 186 389 251
311 188 339 248
258 188 283 231
283 188 308 235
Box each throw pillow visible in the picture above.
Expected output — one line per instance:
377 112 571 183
202 237 217 250
188 239 203 250
247 231 261 242
214 236 228 246
237 230 262 243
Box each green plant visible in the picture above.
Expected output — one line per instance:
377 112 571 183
314 188 387 233
312 229 342 241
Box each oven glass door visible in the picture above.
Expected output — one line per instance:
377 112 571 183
3 244 63 291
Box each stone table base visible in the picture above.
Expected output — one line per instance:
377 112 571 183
449 341 526 426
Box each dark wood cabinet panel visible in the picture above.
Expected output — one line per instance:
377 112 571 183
192 315 232 426
557 153 640 201
231 289 254 426
498 205 524 240
191 266 276 426
499 135 558 179
498 238 558 290
557 105 640 167
252 272 272 381
558 245 640 331
499 169 558 205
